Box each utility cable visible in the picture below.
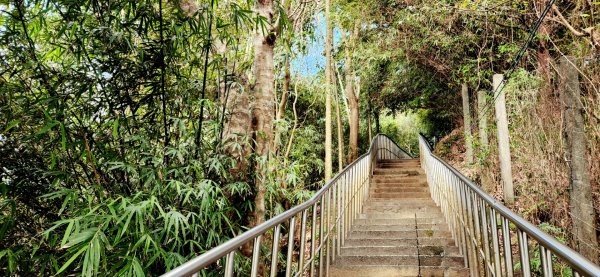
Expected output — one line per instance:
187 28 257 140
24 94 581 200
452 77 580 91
477 0 557 119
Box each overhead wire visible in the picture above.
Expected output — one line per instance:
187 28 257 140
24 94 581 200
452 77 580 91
477 0 558 119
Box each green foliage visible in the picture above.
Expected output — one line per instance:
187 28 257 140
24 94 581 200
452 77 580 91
0 0 323 275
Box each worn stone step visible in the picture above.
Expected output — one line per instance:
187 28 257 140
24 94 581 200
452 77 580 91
373 169 425 175
376 164 422 168
354 217 446 226
372 176 427 182
351 224 449 232
339 245 461 256
363 205 440 214
370 187 429 193
329 266 469 277
378 164 421 169
358 212 444 220
363 199 437 205
370 183 428 189
343 237 456 247
370 192 431 199
363 203 438 210
348 229 452 239
379 159 420 164
334 255 464 267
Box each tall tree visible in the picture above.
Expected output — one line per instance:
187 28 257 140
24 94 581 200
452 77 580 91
324 0 333 181
334 70 345 171
345 23 359 162
251 0 277 226
559 56 598 263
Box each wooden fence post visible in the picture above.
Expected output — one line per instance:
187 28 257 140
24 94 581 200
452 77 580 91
493 74 514 204
559 56 598 263
461 84 474 164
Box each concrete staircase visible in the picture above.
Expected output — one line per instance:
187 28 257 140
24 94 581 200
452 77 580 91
330 159 469 277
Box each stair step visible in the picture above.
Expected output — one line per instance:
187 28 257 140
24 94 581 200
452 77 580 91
363 206 440 214
378 165 422 169
334 255 464 267
352 224 449 232
333 158 468 275
343 237 456 247
370 183 428 189
363 199 437 205
372 176 427 182
354 218 446 226
373 170 424 176
329 266 469 277
370 192 431 199
379 159 420 164
340 246 461 256
347 230 452 239
370 187 429 193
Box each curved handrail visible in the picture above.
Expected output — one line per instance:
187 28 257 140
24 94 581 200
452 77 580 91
163 134 412 277
418 134 600 276
376 133 412 159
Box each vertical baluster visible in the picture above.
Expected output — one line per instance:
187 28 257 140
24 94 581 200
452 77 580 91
572 269 581 277
350 166 354 228
502 217 513 277
344 171 349 241
337 176 343 253
319 195 324 276
480 202 492 275
285 217 296 277
326 188 332 274
490 209 502 276
299 210 308 274
310 204 317 276
225 251 235 277
270 224 281 277
517 230 531 277
539 245 553 277
471 193 482 274
251 235 262 277
457 181 469 266
468 191 481 277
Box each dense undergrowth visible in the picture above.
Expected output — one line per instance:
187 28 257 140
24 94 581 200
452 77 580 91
434 70 600 269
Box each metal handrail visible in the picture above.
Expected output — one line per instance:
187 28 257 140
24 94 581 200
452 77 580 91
418 134 600 277
162 134 412 277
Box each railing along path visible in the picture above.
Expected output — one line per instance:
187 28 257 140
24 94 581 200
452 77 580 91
419 134 600 277
162 134 411 277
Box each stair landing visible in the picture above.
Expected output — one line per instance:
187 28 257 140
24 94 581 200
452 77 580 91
330 159 469 277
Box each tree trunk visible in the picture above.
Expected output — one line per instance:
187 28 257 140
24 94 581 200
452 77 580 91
334 72 344 171
559 56 598 263
285 79 299 160
324 0 333 181
375 110 380 134
222 75 252 177
272 59 291 155
251 0 276 227
345 27 359 163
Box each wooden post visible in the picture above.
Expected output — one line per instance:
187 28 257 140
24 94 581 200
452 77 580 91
477 90 489 149
461 84 474 164
559 56 598 263
493 74 514 204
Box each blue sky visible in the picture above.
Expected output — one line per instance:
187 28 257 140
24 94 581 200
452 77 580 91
291 14 341 76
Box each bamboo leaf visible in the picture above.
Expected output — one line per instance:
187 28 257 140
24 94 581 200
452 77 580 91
35 121 59 136
56 244 88 275
4 120 20 132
